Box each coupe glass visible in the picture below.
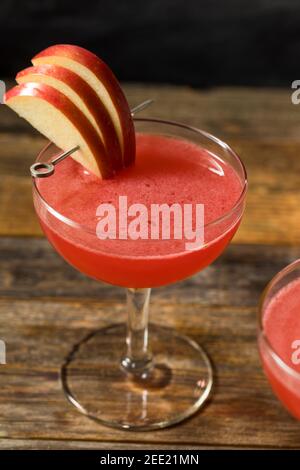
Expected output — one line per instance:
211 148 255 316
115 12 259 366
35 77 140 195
32 118 247 430
258 260 300 419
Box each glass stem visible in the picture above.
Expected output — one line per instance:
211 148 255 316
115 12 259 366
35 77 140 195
121 288 153 377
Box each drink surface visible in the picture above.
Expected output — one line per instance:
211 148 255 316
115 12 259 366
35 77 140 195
263 278 300 373
36 133 243 286
260 278 300 418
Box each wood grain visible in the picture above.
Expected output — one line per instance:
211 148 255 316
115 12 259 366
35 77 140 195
0 238 300 449
0 439 243 450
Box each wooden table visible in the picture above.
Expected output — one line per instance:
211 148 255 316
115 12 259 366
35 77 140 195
1 84 300 450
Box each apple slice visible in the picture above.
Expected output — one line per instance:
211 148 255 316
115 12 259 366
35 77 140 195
4 82 114 178
32 44 135 167
16 65 122 171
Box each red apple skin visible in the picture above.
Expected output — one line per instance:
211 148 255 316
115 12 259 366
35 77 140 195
16 65 123 171
4 83 114 179
32 45 136 168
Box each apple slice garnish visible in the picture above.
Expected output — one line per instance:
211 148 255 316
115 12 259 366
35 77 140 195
4 82 114 178
16 64 122 171
32 44 135 167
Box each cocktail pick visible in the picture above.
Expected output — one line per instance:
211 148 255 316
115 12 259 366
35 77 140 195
30 99 154 178
130 99 154 116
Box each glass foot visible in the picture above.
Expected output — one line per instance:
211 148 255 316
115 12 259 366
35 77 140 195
61 323 213 430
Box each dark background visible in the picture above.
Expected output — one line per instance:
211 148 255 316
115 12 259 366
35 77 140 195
1 0 299 87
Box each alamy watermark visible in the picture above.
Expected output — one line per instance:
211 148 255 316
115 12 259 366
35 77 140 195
0 80 5 104
291 80 300 104
291 339 300 365
96 196 204 251
0 339 6 364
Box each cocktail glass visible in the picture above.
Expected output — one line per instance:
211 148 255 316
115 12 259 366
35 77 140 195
258 260 300 419
32 118 247 430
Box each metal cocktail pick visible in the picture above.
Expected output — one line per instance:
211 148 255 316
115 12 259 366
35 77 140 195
30 99 154 178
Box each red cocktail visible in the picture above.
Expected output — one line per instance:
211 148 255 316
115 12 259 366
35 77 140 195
33 118 247 430
258 260 300 419
35 125 244 288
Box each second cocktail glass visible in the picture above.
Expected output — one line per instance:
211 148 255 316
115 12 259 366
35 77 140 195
258 260 300 420
32 118 247 430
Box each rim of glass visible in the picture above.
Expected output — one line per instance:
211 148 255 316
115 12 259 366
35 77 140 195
258 258 300 380
33 117 248 236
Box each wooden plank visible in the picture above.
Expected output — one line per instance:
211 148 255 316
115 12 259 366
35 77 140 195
1 86 300 244
0 237 300 448
0 439 241 450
